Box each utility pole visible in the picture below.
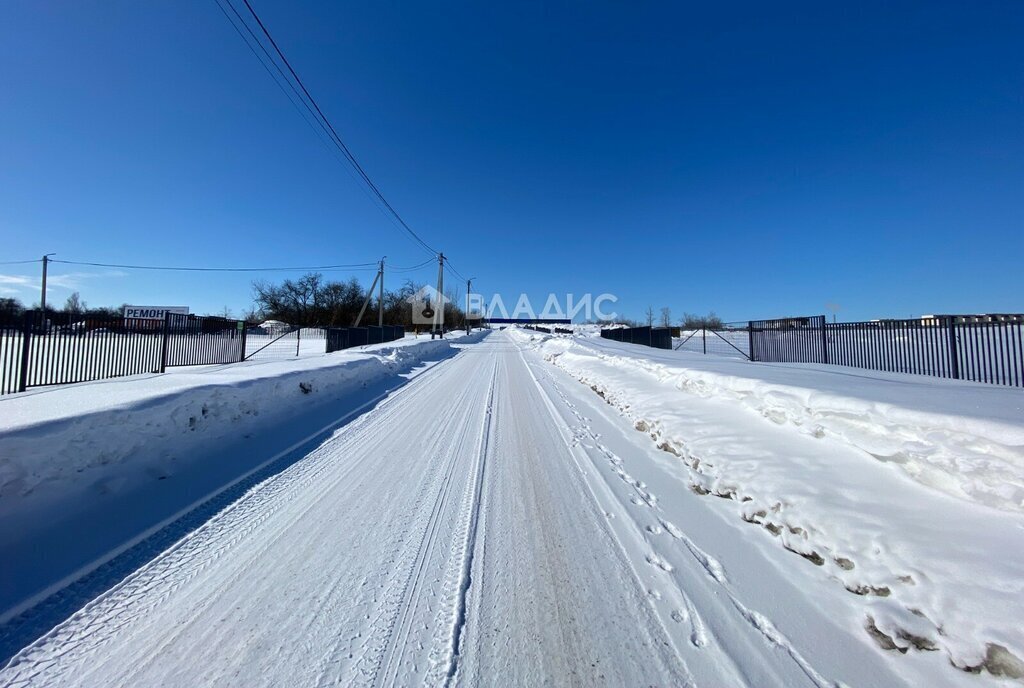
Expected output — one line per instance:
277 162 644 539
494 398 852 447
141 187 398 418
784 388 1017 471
433 253 444 338
40 253 55 313
377 257 385 327
465 277 476 335
354 257 385 327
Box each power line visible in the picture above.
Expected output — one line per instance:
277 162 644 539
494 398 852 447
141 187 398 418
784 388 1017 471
215 1 480 289
0 259 42 266
390 257 436 272
224 0 440 257
213 0 323 144
444 259 467 282
212 0 401 226
50 259 380 273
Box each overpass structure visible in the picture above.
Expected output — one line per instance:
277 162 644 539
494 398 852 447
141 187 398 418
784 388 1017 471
484 318 571 325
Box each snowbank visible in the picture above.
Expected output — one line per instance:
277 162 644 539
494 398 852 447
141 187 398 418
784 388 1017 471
0 333 483 518
515 330 1024 680
552 335 1024 513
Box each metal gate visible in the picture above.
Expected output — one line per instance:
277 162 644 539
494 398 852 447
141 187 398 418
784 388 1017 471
748 315 827 363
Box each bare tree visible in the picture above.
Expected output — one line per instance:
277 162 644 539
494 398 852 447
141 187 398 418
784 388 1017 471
645 306 654 327
64 291 86 315
659 307 672 328
681 311 723 329
321 277 365 326
252 273 326 326
0 297 23 319
250 273 463 329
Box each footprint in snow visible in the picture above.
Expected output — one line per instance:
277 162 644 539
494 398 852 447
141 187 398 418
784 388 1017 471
646 553 674 572
659 519 684 539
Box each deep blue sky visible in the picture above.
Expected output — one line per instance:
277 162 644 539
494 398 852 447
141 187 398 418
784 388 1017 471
1 1 1021 321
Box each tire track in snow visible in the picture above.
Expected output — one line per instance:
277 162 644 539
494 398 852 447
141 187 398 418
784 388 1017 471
511 342 699 686
441 358 496 685
371 360 496 687
534 360 727 656
333 358 488 685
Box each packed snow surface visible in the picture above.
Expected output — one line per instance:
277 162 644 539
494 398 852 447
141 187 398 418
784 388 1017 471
1 329 1021 686
521 329 1024 682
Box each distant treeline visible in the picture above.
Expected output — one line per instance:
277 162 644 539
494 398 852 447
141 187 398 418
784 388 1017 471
251 273 465 328
2 279 725 331
614 308 724 329
1 272 468 329
0 294 123 321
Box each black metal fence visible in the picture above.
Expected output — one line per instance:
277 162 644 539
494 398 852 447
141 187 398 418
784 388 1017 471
523 324 573 335
753 314 1024 386
326 325 404 354
0 310 414 396
600 326 673 349
0 311 248 395
600 313 1024 387
164 313 245 367
749 316 827 364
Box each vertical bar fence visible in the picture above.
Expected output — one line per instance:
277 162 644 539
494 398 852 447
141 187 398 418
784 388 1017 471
0 311 248 396
749 314 1023 387
601 314 1022 387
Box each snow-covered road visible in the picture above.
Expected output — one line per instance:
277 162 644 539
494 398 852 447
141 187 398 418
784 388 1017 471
2 332 920 686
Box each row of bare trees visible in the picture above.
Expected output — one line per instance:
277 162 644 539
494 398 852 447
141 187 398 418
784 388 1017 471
634 306 723 329
250 273 465 328
1 273 466 330
0 293 126 322
3 280 724 332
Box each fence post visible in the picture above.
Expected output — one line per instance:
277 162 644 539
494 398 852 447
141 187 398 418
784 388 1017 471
159 311 170 373
17 311 33 392
820 315 829 364
296 327 301 357
238 320 247 363
946 316 960 379
702 327 706 354
747 322 756 362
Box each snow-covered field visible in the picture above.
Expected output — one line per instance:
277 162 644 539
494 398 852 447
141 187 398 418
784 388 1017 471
1 328 1021 686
